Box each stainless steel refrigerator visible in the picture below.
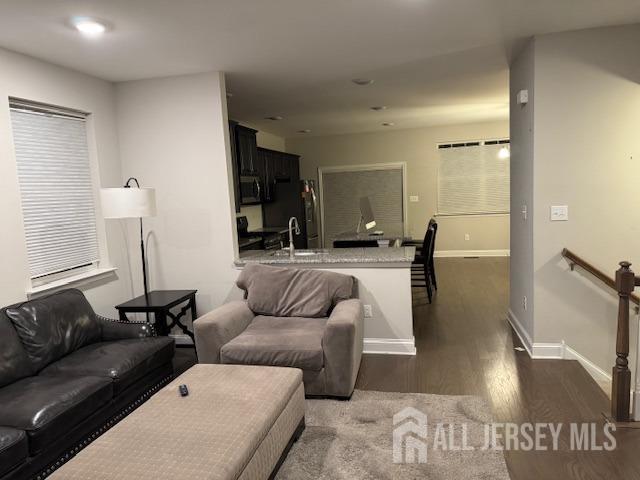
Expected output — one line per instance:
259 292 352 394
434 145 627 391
301 180 319 249
262 178 319 249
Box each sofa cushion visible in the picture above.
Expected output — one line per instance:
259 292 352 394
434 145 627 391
0 427 28 477
0 311 34 388
6 289 102 371
40 337 175 395
237 263 354 318
220 315 327 371
0 375 112 454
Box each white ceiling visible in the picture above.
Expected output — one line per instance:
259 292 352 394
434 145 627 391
0 1 639 137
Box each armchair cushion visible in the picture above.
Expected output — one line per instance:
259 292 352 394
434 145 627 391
39 337 174 395
0 375 112 454
237 263 354 318
0 427 28 477
194 300 255 363
220 315 327 371
5 289 101 371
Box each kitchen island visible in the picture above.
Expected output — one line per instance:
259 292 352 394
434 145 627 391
234 247 416 355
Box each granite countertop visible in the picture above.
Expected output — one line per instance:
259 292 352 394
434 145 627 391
333 231 405 242
236 246 416 267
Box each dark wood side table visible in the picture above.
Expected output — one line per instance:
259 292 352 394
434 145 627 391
115 290 197 341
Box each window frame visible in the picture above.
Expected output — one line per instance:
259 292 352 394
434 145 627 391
9 98 114 294
436 138 511 217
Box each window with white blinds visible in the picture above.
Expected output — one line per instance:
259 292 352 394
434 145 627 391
10 102 100 279
320 165 405 246
437 140 510 215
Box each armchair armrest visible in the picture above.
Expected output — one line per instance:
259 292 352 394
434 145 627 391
323 299 364 397
98 315 155 341
193 300 255 363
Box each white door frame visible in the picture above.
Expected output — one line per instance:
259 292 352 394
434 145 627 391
317 162 408 248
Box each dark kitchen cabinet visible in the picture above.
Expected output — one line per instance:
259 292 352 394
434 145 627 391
235 125 259 176
258 147 300 184
228 121 241 212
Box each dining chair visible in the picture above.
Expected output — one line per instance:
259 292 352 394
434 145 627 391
409 218 438 303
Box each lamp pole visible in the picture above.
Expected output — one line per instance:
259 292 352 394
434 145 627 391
124 177 149 299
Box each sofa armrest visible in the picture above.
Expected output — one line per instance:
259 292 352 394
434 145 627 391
193 300 255 363
323 299 364 397
98 315 155 340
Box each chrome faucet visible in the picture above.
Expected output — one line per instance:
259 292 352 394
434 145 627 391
288 216 301 258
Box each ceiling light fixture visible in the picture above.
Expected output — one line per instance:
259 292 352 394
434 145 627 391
352 78 374 86
382 122 395 127
70 17 108 37
370 106 387 111
297 129 311 134
265 115 283 121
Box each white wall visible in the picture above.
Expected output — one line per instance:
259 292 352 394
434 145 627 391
533 25 640 374
115 72 240 322
0 47 131 315
286 121 510 253
509 25 640 383
508 39 536 343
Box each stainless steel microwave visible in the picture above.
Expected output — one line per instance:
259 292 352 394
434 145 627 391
240 175 263 204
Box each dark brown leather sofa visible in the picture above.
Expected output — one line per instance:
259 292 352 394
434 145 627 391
0 289 175 480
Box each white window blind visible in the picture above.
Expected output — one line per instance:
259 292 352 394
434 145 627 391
10 103 99 279
437 141 510 215
320 166 404 245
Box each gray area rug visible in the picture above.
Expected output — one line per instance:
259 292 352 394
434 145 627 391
276 390 510 479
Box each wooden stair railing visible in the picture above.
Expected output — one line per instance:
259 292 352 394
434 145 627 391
561 248 640 422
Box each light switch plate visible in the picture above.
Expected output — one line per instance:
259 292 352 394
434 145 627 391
363 305 373 318
517 90 529 105
409 195 419 203
550 205 569 221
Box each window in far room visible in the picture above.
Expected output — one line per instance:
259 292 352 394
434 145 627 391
9 99 101 285
437 139 510 216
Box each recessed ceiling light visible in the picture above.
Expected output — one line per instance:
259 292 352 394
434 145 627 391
352 78 374 86
370 106 387 111
297 129 311 134
382 122 395 127
70 17 108 37
265 115 283 121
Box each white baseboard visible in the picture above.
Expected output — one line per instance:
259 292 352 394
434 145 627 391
434 249 510 258
532 343 564 359
563 344 611 386
363 337 416 355
506 314 612 390
507 309 533 355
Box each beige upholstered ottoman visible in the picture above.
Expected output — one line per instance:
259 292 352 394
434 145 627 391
50 364 305 480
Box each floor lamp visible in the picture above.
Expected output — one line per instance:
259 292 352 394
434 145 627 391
101 178 157 299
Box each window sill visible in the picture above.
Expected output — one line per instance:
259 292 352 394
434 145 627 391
27 267 117 298
434 213 510 219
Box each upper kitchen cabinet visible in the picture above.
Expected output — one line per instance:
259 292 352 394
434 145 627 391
235 124 259 176
259 147 300 184
228 120 241 212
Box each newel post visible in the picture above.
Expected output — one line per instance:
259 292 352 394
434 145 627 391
612 261 635 422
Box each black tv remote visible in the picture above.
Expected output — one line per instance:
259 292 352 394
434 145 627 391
179 384 189 397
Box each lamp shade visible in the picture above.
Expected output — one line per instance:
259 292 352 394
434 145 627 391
100 187 156 219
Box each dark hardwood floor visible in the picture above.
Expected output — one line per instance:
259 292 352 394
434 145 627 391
357 257 640 480
174 257 640 479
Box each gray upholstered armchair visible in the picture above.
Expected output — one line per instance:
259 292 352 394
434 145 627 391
194 263 364 398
